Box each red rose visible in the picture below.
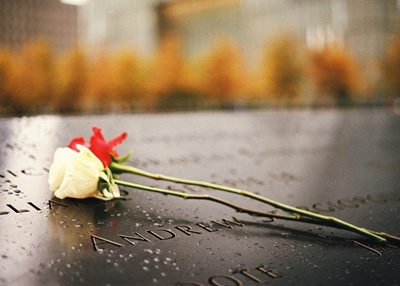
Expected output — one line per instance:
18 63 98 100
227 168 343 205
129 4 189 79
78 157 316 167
68 126 127 167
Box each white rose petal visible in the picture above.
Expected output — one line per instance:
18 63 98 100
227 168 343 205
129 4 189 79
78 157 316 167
48 145 109 200
48 147 77 191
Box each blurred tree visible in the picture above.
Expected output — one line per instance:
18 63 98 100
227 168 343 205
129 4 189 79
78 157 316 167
383 31 400 97
7 39 55 114
86 50 114 111
201 38 247 108
54 46 88 113
112 48 144 111
151 34 199 109
152 34 183 93
261 35 303 101
0 47 14 114
308 44 361 106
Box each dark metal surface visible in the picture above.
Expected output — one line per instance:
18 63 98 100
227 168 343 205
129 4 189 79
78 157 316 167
1 108 399 285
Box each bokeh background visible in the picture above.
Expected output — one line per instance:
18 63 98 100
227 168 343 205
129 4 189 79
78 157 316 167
0 0 400 115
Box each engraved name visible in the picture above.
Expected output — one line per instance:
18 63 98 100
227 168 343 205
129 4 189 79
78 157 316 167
90 217 246 252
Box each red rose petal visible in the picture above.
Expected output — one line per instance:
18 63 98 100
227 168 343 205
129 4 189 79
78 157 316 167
67 137 86 152
66 127 127 167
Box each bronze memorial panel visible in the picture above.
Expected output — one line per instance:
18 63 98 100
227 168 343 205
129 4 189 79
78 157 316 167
1 109 399 285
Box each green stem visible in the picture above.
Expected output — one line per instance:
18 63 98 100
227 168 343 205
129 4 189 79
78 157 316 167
114 179 298 221
110 162 386 243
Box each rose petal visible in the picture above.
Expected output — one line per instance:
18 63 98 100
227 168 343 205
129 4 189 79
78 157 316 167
107 132 128 150
90 126 106 145
48 147 77 191
52 145 104 200
65 127 127 167
89 136 113 166
68 137 87 151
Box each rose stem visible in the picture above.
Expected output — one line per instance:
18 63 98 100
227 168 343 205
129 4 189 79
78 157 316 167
111 168 386 243
114 178 296 220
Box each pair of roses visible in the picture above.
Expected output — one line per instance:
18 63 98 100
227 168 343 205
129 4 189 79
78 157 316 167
48 127 126 200
48 127 399 244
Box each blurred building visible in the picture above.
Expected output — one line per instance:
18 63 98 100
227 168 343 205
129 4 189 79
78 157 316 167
1 0 399 63
0 0 78 52
79 0 400 65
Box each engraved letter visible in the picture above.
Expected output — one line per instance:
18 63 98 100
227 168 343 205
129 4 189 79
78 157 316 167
337 199 358 208
146 229 176 240
27 202 41 211
312 203 334 213
48 200 69 209
170 283 205 286
208 275 243 286
195 222 218 232
90 234 124 251
6 204 29 213
232 269 262 283
352 196 369 206
118 233 151 245
175 225 202 236
367 194 386 204
326 201 343 210
255 266 283 278
211 217 244 229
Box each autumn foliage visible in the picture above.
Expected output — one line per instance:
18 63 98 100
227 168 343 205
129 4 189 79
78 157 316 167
0 33 392 115
383 31 400 97
261 35 303 99
200 38 247 106
54 46 88 113
308 44 361 106
0 39 55 114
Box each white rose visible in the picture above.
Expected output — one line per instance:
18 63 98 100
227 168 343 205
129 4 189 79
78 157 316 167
48 145 120 200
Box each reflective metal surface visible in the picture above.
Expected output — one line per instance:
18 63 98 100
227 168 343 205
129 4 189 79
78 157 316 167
1 109 399 285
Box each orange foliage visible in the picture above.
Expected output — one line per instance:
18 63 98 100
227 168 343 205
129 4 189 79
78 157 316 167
112 48 144 107
261 35 303 99
54 46 88 113
151 34 186 95
0 48 14 112
150 34 201 109
86 50 114 109
308 44 361 104
201 38 246 105
5 40 55 113
383 31 400 96
0 33 385 114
